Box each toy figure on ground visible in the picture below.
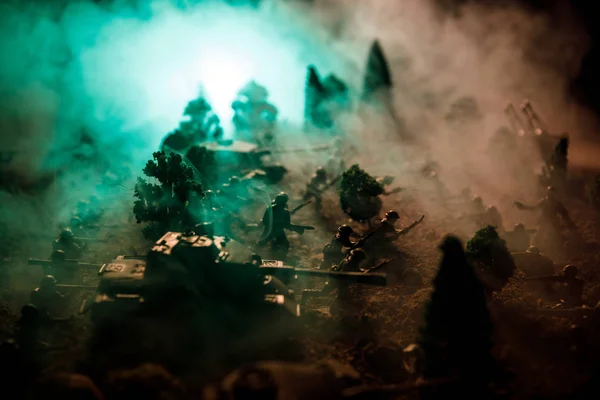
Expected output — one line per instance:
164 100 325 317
376 175 404 196
257 192 315 259
30 275 65 316
303 167 341 208
514 186 576 252
303 249 390 313
526 264 584 308
511 246 555 277
374 211 425 241
503 223 537 252
52 229 82 259
464 196 504 232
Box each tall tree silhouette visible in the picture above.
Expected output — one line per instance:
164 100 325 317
362 40 392 101
419 235 495 398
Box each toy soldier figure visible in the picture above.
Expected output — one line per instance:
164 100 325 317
258 192 314 259
504 223 536 252
377 176 404 196
320 225 355 269
515 186 576 250
486 205 504 232
30 275 65 315
526 265 584 307
512 246 554 277
376 210 425 240
303 167 328 206
332 248 367 272
52 229 82 259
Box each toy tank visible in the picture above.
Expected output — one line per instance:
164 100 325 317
84 230 386 373
186 139 287 184
86 230 386 323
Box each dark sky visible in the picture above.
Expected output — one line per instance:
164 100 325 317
437 0 600 117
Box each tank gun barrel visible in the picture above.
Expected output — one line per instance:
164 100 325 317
268 144 330 154
258 265 387 286
28 258 103 269
74 237 108 242
56 284 98 290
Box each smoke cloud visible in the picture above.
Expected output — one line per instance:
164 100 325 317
0 0 597 236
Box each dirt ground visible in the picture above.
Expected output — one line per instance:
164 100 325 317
1 141 600 398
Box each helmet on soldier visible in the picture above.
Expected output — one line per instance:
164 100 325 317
473 196 483 206
514 223 525 232
526 246 540 256
316 167 326 177
273 192 288 206
337 225 354 236
60 229 74 240
563 265 578 279
51 250 67 263
70 216 83 228
385 210 400 221
40 275 57 290
250 253 263 265
349 248 367 261
204 190 215 198
229 176 240 185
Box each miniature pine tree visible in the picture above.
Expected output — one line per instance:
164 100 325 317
362 40 392 101
133 151 205 240
466 225 516 287
304 65 331 129
418 235 495 397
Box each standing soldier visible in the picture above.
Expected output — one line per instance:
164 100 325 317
515 186 576 251
257 192 314 259
52 229 82 259
30 276 65 316
504 223 536 252
303 167 329 207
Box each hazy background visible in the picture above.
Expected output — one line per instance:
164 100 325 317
0 0 599 237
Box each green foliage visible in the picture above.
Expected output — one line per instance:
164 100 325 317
133 151 205 240
338 165 385 221
466 225 516 285
185 145 218 187
339 164 384 199
419 236 495 395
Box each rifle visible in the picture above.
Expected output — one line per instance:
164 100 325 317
28 258 103 270
290 200 312 215
525 275 567 283
383 187 404 196
288 224 315 234
394 215 425 237
350 223 385 250
360 258 395 273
